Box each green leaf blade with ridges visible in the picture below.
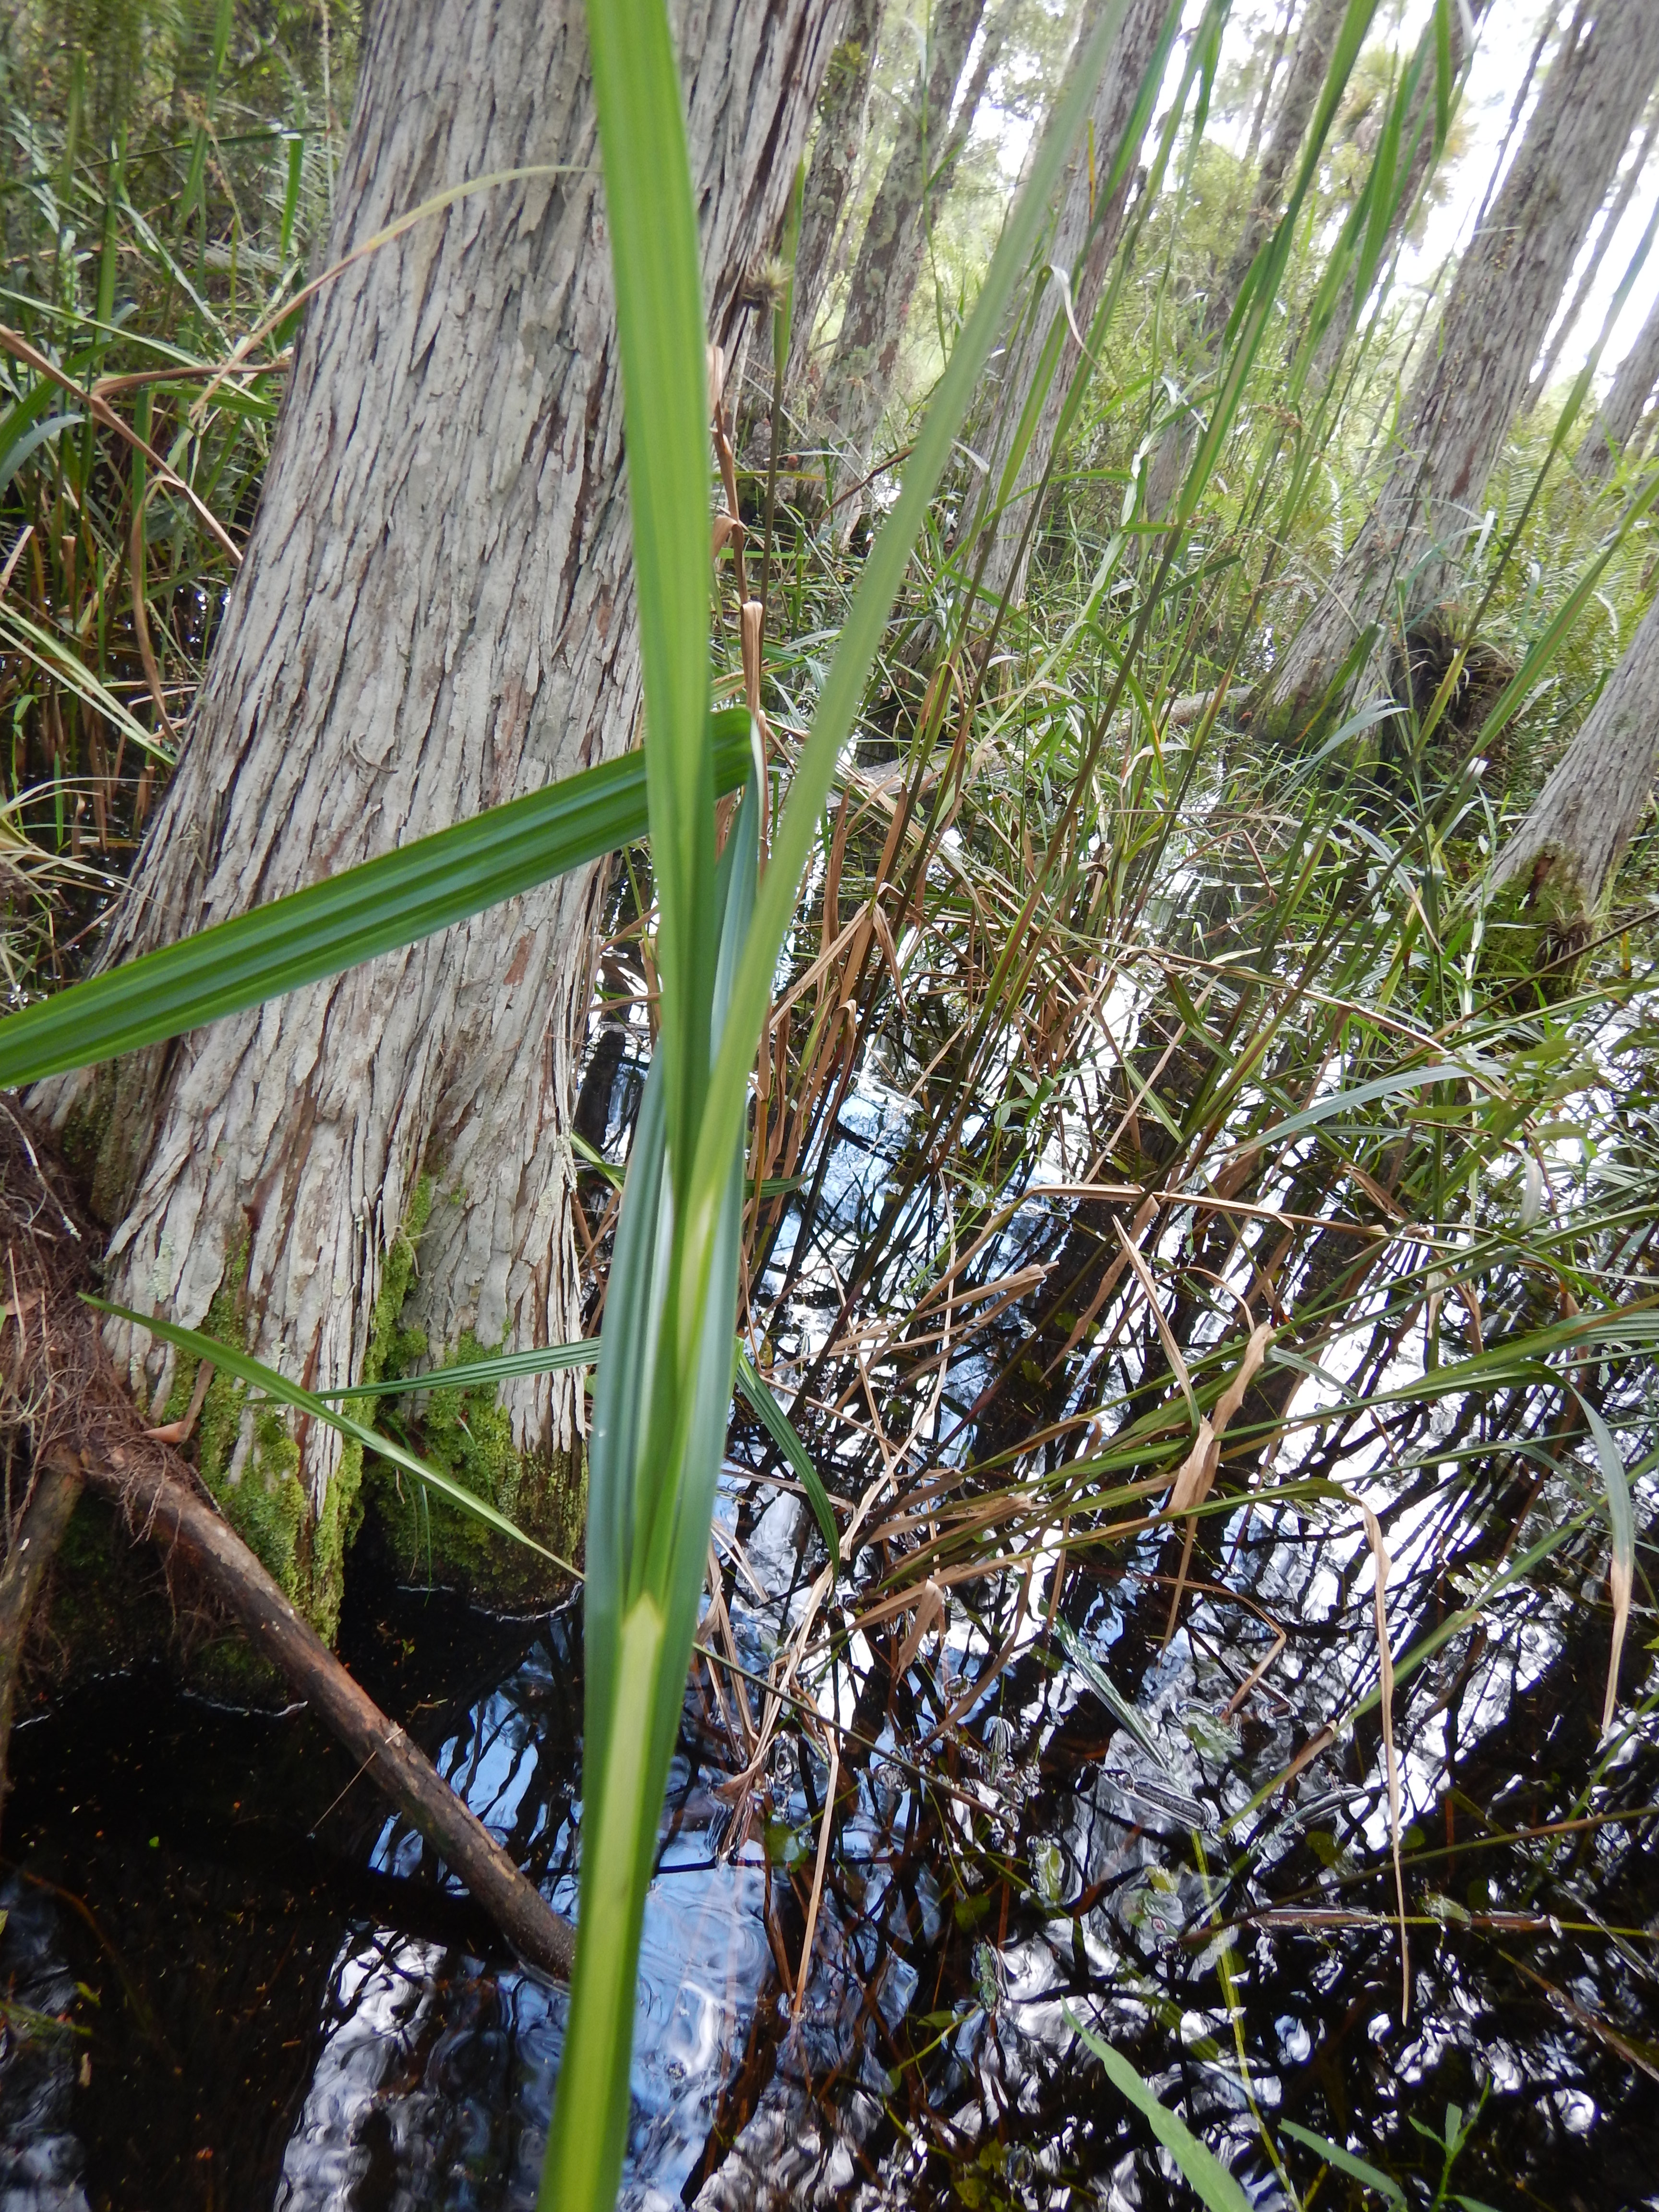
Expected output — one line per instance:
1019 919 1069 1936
0 711 752 1091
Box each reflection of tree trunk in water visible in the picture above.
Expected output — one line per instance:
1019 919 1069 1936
1260 2 1659 731
955 0 1178 609
1576 281 1659 481
1143 0 1349 532
785 0 890 410
1490 586 1659 952
31 0 844 1636
817 0 1011 537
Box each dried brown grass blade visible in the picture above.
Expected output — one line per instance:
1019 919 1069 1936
1113 1219 1197 1429
893 1577 946 1676
1361 1501 1410 2023
1161 1321 1273 1645
794 1734 840 2018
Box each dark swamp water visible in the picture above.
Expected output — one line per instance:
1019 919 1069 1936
2 1468 1656 2212
4 1057 1659 2212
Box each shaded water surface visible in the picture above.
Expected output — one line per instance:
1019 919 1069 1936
1 1476 1655 2212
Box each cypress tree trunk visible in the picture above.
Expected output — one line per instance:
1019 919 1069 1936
1241 0 1296 179
1491 586 1659 947
1262 0 1659 729
1213 0 1347 334
786 0 889 406
1525 115 1656 417
816 0 1009 531
957 0 1178 607
33 0 844 1636
1577 284 1659 481
1143 0 1348 529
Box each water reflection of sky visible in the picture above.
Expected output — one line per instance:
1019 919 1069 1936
275 1631 773 2212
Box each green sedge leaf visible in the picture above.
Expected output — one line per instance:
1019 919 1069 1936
1065 2010 1253 2212
589 0 713 1198
690 0 1159 1358
1281 2119 1407 2205
0 710 751 1090
734 1345 841 1571
86 1297 571 1569
1577 1390 1635 1738
312 1339 599 1401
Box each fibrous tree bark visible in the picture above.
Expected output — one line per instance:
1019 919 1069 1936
1143 0 1348 529
1261 0 1659 729
1213 0 1347 338
816 0 1012 531
785 0 889 405
33 0 845 1635
1577 283 1659 481
1490 585 1659 945
956 0 1178 607
1241 0 1297 179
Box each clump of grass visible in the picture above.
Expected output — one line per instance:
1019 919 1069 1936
0 0 345 996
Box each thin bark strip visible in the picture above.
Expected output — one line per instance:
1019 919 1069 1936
960 0 1176 606
1263 1 1659 724
787 0 889 403
816 0 1005 528
1491 586 1659 934
32 0 844 1613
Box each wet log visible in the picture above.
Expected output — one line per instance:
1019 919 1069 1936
45 1441 577 1979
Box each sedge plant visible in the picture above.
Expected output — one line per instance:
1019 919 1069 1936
539 0 1170 2198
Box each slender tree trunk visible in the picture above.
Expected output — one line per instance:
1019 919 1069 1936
785 0 889 406
1213 0 1347 336
1305 0 1492 390
957 0 1178 607
1577 282 1659 481
1261 0 1659 729
816 0 1009 530
1241 0 1296 180
1526 114 1656 416
1143 0 1347 529
32 0 845 1636
1490 586 1659 946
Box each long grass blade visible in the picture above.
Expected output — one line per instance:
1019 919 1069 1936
1578 1391 1635 1740
1065 2010 1253 2212
0 711 752 1089
734 1345 841 1570
588 0 715 1193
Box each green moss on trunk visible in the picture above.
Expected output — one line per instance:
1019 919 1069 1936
159 1180 439 1645
366 1331 585 1612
